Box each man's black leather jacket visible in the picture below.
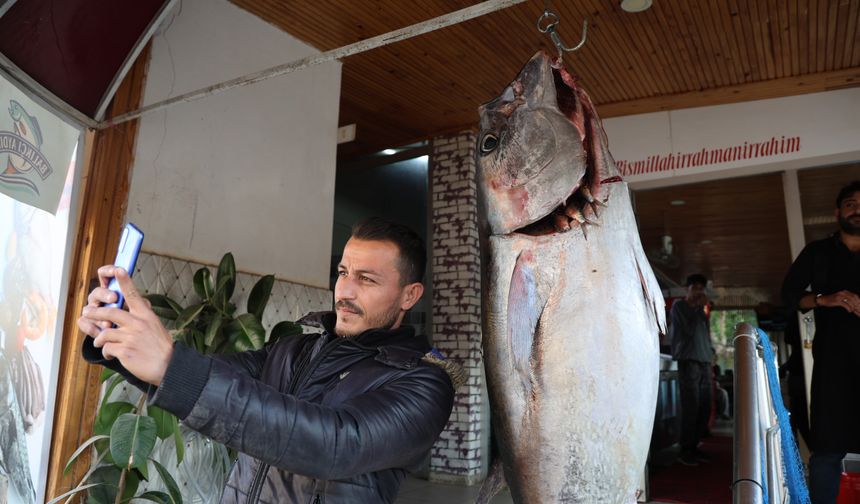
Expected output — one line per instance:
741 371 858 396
83 312 457 503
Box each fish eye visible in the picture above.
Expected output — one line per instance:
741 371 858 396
479 133 499 156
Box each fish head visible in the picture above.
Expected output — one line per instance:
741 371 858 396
476 51 587 236
9 100 23 121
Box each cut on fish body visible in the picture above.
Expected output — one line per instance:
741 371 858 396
476 51 665 503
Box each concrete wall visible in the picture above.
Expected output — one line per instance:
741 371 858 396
127 0 341 288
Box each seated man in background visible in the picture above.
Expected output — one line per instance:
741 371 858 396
78 217 462 504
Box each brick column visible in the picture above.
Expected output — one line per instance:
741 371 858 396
428 131 489 485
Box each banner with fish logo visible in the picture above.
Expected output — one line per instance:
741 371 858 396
0 75 79 214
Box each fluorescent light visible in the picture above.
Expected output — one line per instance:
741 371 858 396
620 0 652 13
382 149 397 155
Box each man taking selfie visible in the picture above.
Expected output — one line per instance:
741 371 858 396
78 217 461 504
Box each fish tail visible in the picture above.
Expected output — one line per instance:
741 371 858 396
474 458 507 504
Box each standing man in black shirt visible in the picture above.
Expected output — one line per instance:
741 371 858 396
782 180 860 504
670 273 714 466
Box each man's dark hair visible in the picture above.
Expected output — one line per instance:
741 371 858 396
351 217 426 285
836 180 860 208
686 273 707 287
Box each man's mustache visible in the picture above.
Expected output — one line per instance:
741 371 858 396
336 300 364 316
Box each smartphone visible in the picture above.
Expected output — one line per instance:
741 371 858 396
105 223 144 309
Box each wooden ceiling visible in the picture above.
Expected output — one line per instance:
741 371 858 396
227 0 860 306
633 172 794 305
232 0 860 160
634 164 860 306
799 161 860 242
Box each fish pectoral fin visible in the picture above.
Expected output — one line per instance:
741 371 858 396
507 250 546 394
633 253 667 334
474 458 507 504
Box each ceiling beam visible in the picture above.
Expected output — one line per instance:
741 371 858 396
598 66 860 118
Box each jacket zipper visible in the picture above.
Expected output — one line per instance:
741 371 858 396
246 460 268 504
246 337 345 504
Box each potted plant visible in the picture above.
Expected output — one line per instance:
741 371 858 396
54 253 302 504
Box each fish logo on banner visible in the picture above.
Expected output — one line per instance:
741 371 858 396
0 100 51 196
0 77 78 215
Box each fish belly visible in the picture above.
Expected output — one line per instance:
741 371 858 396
482 185 660 503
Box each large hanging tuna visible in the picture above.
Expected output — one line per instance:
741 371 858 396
475 51 666 503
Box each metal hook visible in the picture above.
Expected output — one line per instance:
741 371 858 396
536 9 588 61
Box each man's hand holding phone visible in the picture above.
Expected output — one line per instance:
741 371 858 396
77 265 174 386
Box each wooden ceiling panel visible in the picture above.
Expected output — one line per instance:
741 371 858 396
231 0 860 159
223 0 859 304
633 173 793 303
797 161 860 242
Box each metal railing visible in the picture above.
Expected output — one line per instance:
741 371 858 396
733 322 764 503
732 323 808 504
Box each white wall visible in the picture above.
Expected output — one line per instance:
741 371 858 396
128 0 341 288
603 88 860 189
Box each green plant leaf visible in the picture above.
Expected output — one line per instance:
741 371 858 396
204 316 223 349
213 275 231 313
172 415 184 465
84 466 139 504
96 440 115 466
45 483 104 504
145 294 183 321
150 459 184 504
189 328 206 353
193 267 214 302
226 313 265 351
136 491 175 504
110 413 158 470
247 274 275 319
147 406 176 440
122 468 141 501
85 466 119 504
82 447 110 482
93 401 135 436
63 434 110 475
174 303 205 331
216 252 236 301
99 368 117 383
134 461 149 482
99 374 126 412
269 320 304 343
214 338 234 354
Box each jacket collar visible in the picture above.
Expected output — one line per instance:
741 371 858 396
298 311 431 368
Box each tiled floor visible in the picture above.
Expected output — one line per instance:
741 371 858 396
395 472 685 503
395 476 514 504
395 421 738 503
394 476 681 503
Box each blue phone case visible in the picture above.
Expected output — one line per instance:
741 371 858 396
105 223 144 309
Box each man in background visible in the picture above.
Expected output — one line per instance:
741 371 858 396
782 181 860 504
670 273 713 466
